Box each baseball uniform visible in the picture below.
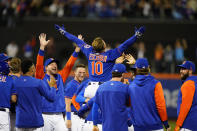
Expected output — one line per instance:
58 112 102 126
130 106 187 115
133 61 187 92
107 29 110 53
35 49 78 131
14 76 56 131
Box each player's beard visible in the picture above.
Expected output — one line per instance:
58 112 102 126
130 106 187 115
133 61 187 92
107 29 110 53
181 71 189 81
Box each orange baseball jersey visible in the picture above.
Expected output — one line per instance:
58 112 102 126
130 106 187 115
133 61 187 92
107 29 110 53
176 76 197 130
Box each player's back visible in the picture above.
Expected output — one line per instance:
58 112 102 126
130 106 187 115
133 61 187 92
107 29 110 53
129 75 163 129
87 49 121 82
14 76 55 128
95 81 129 131
0 74 14 108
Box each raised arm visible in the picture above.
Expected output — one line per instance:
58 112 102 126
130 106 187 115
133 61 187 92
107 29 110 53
58 46 80 83
118 26 145 53
55 24 85 47
35 33 50 79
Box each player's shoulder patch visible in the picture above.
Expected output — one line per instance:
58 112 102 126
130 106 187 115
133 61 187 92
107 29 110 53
84 44 91 48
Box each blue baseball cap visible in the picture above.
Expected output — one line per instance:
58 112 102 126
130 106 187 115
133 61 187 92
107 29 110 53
112 64 127 73
0 53 11 62
44 58 59 67
134 58 149 69
177 61 195 72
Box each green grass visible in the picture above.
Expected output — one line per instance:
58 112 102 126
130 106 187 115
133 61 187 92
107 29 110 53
163 120 176 130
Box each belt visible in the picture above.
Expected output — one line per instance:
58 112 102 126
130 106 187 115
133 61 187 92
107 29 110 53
0 108 9 112
42 112 62 115
88 82 103 85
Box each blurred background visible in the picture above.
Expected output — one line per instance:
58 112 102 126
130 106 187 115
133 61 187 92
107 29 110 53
1 0 197 124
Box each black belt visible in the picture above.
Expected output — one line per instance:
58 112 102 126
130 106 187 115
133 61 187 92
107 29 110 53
88 82 103 85
0 108 6 112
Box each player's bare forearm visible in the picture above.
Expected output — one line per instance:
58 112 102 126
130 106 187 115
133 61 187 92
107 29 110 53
65 98 72 112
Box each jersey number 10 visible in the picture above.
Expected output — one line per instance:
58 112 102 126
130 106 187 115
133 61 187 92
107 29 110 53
91 61 103 75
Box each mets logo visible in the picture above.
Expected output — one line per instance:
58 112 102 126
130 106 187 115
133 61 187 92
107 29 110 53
182 61 186 64
84 44 91 48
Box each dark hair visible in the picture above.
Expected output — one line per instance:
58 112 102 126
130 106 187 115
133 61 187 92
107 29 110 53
21 59 34 74
92 37 105 52
112 72 123 77
10 57 21 73
75 64 86 70
136 68 150 75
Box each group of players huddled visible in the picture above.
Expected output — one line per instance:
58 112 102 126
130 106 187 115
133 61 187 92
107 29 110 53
0 24 196 131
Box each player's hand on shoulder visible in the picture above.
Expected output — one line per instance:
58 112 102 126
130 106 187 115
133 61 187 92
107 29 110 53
47 76 57 89
39 33 50 50
134 26 145 38
66 120 71 129
115 53 125 64
93 125 99 131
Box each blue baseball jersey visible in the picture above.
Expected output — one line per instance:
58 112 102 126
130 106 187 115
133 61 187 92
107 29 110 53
94 81 130 131
65 79 80 112
0 74 16 108
64 31 137 82
14 76 56 128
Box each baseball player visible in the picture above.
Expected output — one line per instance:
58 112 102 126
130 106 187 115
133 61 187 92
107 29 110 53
129 58 171 131
64 64 86 131
175 61 197 131
0 60 16 131
92 63 130 131
9 57 22 131
35 33 80 131
14 59 57 131
55 24 145 83
0 53 12 64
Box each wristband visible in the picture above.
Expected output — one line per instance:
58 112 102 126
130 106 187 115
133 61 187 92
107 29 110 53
38 49 44 56
72 51 79 57
66 112 71 120
163 120 169 129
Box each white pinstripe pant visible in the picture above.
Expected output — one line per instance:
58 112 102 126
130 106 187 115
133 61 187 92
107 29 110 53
0 110 10 131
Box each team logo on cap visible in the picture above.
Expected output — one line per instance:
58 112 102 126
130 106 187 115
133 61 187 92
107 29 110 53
183 61 186 64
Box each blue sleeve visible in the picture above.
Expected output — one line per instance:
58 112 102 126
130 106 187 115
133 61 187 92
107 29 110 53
64 32 92 58
65 83 74 98
38 49 45 56
75 88 86 103
92 102 99 126
11 79 16 95
72 51 79 58
118 35 137 53
76 79 90 95
80 44 93 58
64 32 85 47
38 80 56 102
105 48 122 61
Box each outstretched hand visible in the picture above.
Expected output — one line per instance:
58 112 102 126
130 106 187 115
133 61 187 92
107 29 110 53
39 33 50 50
125 54 136 65
135 26 145 38
55 24 66 35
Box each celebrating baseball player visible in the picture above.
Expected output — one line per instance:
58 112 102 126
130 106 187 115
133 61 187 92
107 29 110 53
92 63 130 131
128 58 171 131
14 59 57 131
0 55 16 131
35 33 80 131
64 64 86 131
175 61 197 131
